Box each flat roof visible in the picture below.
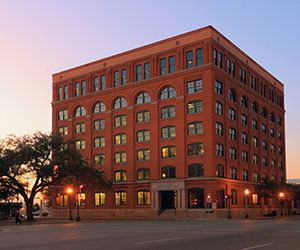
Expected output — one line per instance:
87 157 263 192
52 25 284 91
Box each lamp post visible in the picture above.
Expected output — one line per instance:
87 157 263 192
279 192 284 216
244 189 250 219
75 176 81 222
225 195 231 219
67 187 73 221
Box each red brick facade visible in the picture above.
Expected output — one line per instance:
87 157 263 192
51 26 287 218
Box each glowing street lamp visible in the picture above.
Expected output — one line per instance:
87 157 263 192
66 187 73 221
244 189 250 219
279 192 284 216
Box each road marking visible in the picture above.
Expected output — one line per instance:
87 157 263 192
239 243 272 250
133 237 182 245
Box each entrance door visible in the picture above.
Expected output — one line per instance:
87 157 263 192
160 191 175 209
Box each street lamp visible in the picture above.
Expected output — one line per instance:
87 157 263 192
279 192 284 216
225 195 231 219
67 187 73 221
244 189 250 219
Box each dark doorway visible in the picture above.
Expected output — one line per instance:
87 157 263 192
160 191 175 209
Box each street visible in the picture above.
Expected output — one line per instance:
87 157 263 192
0 218 300 250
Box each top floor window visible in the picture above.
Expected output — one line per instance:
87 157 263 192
121 69 127 85
113 96 128 109
160 86 176 100
136 64 142 81
100 75 106 90
144 63 150 80
186 50 193 68
64 85 68 99
114 71 120 87
93 77 99 91
169 56 175 73
213 49 218 66
81 80 86 95
196 48 203 66
227 59 235 76
187 79 203 94
239 68 247 83
160 58 167 75
58 87 63 101
75 82 80 97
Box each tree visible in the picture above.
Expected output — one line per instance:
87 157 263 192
0 132 63 221
0 132 111 221
258 178 278 215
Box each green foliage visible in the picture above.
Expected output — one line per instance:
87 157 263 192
0 132 110 220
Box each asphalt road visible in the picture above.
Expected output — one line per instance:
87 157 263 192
0 218 300 250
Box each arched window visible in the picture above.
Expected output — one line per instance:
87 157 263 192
159 86 176 100
261 107 267 118
188 188 205 208
251 102 258 113
93 101 106 113
228 88 236 102
216 164 224 177
114 170 127 182
113 96 128 109
74 106 86 117
161 166 176 179
136 92 151 104
240 95 248 108
137 168 150 181
188 164 204 177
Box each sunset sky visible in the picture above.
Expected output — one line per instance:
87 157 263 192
0 0 299 178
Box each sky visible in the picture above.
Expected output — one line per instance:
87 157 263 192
0 0 299 178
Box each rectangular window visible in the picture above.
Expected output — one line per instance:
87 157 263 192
188 122 203 135
218 52 223 68
161 126 176 139
121 69 127 85
75 140 85 150
136 64 142 81
137 149 150 161
64 85 68 99
114 71 119 87
114 115 126 127
144 63 150 80
115 192 127 206
100 75 106 90
213 49 218 65
137 191 150 206
115 152 127 163
136 110 150 124
186 51 193 68
161 106 175 119
160 58 167 75
75 123 85 134
137 130 150 142
58 126 68 136
169 56 175 73
75 82 80 97
94 119 105 130
93 77 99 91
94 193 105 206
81 80 86 95
94 137 105 148
187 79 203 94
58 110 68 120
196 48 203 66
58 87 63 101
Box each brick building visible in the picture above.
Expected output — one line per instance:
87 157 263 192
51 26 287 218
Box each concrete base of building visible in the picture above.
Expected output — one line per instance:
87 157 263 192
50 207 286 220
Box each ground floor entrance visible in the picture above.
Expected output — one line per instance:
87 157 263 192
160 191 175 209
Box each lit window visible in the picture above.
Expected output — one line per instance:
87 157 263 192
114 191 127 206
161 146 176 158
94 193 105 206
137 191 150 206
161 166 176 179
187 100 203 114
